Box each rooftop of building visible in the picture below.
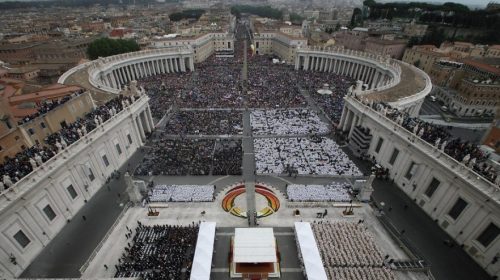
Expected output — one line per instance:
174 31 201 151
8 84 83 105
364 61 427 103
365 37 407 45
462 58 500 76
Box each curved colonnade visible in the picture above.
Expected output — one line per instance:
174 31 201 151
59 47 195 94
37 44 500 278
294 47 498 278
295 46 432 117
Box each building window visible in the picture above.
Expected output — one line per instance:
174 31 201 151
116 144 122 155
375 138 384 153
127 134 133 144
6 120 12 129
448 198 467 220
404 162 416 180
67 184 78 199
388 148 399 165
102 154 109 167
476 223 500 248
424 178 440 198
14 230 30 248
87 166 95 181
40 122 46 129
42 204 57 221
28 128 35 135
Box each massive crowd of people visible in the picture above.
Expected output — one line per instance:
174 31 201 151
312 222 395 280
135 139 242 176
369 101 498 184
287 182 352 202
247 63 307 108
17 89 86 125
250 109 329 135
165 110 243 135
298 71 354 124
137 72 192 119
148 185 214 202
114 223 198 280
254 137 361 176
0 94 137 190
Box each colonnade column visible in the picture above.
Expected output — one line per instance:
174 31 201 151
141 110 152 134
146 106 155 129
304 56 309 71
136 115 146 142
180 57 186 72
339 106 348 129
189 57 194 71
342 109 353 132
348 114 359 139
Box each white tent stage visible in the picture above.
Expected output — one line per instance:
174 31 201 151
234 228 277 263
294 222 328 280
190 222 216 280
231 228 280 278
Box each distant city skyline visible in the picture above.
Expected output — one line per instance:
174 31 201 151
0 0 492 8
379 0 491 8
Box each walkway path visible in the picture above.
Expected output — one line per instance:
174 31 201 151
20 151 146 278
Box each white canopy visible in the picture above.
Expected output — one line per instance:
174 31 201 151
233 228 277 263
294 222 328 280
190 222 216 280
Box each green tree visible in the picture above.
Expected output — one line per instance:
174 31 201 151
87 38 140 60
169 9 205 22
230 5 283 20
350 8 363 28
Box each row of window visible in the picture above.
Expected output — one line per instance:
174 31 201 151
374 136 499 248
11 133 134 250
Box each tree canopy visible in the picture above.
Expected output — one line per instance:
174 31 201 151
230 5 283 20
169 9 205 22
87 37 140 60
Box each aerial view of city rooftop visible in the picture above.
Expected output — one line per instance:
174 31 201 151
0 0 499 279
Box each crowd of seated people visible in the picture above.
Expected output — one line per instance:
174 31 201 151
298 71 354 124
326 267 395 280
212 139 243 175
0 95 137 190
251 109 329 135
134 139 242 176
165 110 243 135
17 89 86 125
367 101 498 185
287 182 352 202
254 137 361 176
312 222 395 280
148 185 214 202
114 223 198 280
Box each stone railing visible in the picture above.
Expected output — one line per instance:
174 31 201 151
346 96 500 203
0 95 149 214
